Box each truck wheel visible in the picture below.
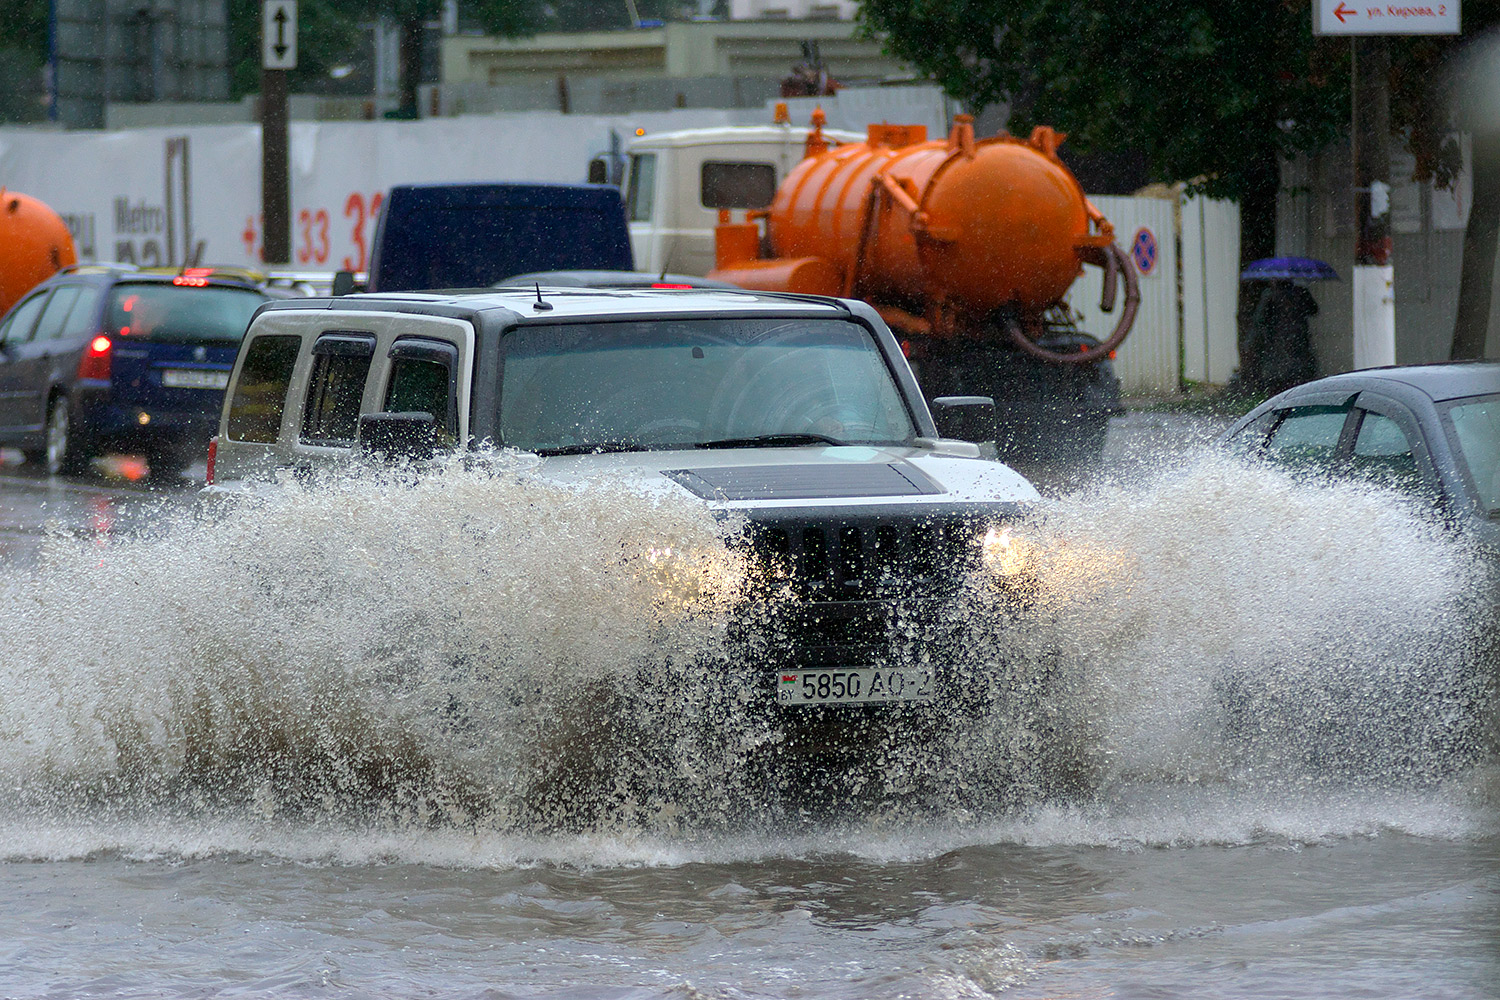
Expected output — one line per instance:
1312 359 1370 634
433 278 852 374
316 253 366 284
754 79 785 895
44 396 87 476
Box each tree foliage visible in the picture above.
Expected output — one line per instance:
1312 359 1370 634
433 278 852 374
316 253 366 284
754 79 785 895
858 0 1350 205
0 0 49 54
860 0 1500 353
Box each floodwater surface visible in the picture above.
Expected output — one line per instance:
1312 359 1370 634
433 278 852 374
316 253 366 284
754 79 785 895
0 439 1494 998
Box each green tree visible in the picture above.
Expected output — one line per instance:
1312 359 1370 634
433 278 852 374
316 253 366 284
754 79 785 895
857 0 1349 261
0 0 49 52
859 0 1500 356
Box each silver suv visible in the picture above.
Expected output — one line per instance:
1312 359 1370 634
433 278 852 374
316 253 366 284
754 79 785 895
208 287 1045 793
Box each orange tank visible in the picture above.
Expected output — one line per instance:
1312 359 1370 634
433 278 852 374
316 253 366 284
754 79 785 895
0 189 77 317
711 115 1137 364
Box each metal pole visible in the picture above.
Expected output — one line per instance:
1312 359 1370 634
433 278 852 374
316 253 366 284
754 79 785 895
1352 36 1394 368
261 66 290 264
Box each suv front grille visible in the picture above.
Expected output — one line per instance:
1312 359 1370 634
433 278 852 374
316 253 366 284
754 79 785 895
745 515 984 601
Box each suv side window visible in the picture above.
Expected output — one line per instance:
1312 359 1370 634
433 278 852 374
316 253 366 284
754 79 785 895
301 333 376 446
384 338 458 439
0 291 51 347
227 334 303 443
32 286 82 341
1263 404 1352 471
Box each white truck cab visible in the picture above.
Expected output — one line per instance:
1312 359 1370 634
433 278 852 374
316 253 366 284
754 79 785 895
622 123 862 277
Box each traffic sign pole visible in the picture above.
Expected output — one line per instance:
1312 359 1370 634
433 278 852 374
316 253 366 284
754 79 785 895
1313 3 1458 368
1352 37 1395 368
261 65 289 265
260 2 296 265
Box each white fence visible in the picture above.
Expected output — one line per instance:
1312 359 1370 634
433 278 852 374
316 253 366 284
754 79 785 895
1064 194 1241 394
1 114 1241 393
0 111 737 273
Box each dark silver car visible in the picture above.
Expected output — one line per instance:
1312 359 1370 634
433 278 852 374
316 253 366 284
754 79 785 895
1218 361 1499 558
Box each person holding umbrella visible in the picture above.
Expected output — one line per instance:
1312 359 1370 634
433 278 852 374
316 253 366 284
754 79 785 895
1236 257 1338 394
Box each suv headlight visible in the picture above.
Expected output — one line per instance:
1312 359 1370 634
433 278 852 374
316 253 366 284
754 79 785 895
638 544 750 613
980 525 1039 577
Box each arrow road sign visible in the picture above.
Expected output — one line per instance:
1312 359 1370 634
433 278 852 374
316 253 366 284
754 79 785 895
262 1 298 70
1314 0 1460 35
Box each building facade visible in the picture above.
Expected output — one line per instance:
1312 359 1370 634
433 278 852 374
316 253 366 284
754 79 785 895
53 0 230 130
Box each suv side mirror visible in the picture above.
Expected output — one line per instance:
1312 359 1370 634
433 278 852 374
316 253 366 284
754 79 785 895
930 395 997 443
358 411 442 461
331 271 364 296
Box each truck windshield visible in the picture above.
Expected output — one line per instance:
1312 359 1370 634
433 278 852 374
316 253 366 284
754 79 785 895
499 317 917 454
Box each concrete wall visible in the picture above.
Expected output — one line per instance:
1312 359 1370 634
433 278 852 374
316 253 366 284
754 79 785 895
730 0 857 18
441 20 907 89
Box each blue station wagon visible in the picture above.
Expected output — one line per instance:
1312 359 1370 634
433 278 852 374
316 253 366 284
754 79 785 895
0 265 298 480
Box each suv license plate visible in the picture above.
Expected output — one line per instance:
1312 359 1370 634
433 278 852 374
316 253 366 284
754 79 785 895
162 369 229 389
777 668 934 706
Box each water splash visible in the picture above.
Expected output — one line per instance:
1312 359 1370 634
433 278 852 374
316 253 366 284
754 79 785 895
0 448 1492 861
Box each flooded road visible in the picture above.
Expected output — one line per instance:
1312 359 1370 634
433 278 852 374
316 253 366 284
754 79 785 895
0 417 1495 999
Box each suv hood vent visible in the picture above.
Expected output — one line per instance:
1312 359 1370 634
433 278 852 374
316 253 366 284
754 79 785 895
663 462 943 502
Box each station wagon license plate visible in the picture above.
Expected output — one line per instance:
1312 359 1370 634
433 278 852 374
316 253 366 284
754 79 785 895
162 369 229 390
777 668 934 705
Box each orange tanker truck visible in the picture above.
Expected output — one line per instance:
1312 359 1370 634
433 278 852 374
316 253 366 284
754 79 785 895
0 189 77 317
704 112 1139 465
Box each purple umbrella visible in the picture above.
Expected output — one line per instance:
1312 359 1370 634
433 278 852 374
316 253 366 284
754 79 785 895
1240 257 1339 281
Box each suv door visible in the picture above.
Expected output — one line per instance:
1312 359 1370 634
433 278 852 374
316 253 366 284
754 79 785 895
379 337 461 444
0 289 55 436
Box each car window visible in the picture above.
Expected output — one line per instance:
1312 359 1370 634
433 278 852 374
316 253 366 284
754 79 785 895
59 285 103 338
1224 409 1279 456
32 286 82 341
383 339 457 439
701 161 777 210
1349 410 1425 494
626 153 656 223
227 334 303 443
301 333 376 446
1262 404 1352 470
499 317 916 453
0 291 51 347
1443 395 1500 516
106 282 265 345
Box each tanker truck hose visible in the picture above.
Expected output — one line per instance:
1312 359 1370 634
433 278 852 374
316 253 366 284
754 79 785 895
1005 241 1141 365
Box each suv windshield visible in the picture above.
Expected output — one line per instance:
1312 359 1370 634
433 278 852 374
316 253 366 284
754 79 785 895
499 317 917 453
1443 393 1500 517
105 282 265 345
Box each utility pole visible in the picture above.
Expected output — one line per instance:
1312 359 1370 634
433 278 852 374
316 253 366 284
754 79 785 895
1351 36 1394 368
1314 2 1460 370
261 2 297 266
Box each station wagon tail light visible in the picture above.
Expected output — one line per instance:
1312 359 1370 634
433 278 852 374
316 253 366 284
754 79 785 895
77 335 112 380
205 438 217 485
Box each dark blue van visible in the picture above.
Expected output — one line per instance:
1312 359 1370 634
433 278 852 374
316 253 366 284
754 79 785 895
0 265 295 480
366 183 634 292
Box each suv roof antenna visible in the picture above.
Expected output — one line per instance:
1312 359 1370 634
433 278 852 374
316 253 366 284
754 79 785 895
533 282 553 311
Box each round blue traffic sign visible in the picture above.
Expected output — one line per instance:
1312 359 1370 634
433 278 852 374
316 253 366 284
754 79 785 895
1131 227 1158 275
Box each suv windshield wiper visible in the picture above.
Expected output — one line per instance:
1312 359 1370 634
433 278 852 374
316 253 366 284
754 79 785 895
696 432 848 449
535 440 653 456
